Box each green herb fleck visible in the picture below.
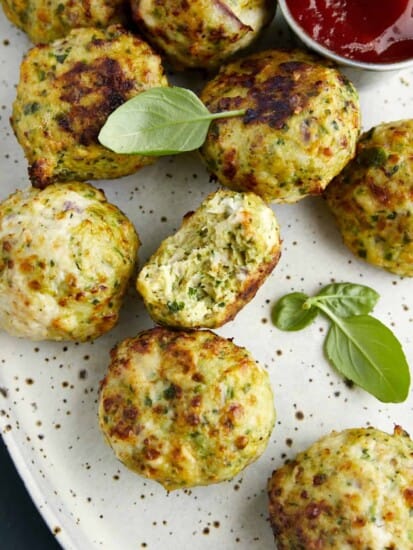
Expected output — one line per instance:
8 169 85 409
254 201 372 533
167 300 185 313
361 448 371 460
226 386 235 400
54 52 68 63
23 102 40 115
163 384 178 400
357 147 387 168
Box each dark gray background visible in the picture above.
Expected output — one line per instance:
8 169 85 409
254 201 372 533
0 436 61 550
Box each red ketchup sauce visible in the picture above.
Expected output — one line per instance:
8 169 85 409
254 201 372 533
286 0 413 63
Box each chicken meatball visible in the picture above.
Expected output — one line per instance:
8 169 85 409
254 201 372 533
325 119 413 277
268 426 413 549
0 182 139 341
130 0 276 69
200 49 361 203
11 25 168 188
99 327 276 490
137 189 281 329
1 0 126 43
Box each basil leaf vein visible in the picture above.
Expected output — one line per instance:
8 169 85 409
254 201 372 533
308 282 379 317
271 282 410 403
318 304 410 403
98 86 246 155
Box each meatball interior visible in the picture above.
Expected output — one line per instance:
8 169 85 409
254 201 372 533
99 327 276 490
137 189 281 329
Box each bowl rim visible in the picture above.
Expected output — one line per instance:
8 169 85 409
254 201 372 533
277 0 413 71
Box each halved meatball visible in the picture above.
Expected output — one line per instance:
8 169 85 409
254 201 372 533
325 119 413 277
11 25 168 188
130 0 276 69
137 189 281 329
0 182 139 341
200 49 361 203
99 327 276 490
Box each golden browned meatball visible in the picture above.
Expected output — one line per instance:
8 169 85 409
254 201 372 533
325 119 413 277
268 426 413 549
11 25 168 188
130 0 276 69
0 182 139 341
137 189 281 329
99 327 276 490
1 0 126 43
200 49 361 203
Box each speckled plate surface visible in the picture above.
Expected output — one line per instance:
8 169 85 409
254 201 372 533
0 9 413 550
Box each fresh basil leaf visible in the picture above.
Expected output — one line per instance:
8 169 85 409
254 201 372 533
271 292 318 331
272 282 411 403
310 282 379 317
324 315 410 403
98 86 245 155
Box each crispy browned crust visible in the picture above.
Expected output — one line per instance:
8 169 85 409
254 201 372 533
130 0 276 69
1 0 127 43
11 25 167 187
267 426 413 549
325 119 413 276
200 49 360 203
99 326 275 489
205 246 282 328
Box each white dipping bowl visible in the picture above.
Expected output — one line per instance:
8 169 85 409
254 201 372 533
277 0 413 72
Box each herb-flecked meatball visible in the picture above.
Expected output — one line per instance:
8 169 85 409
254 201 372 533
99 327 276 490
268 426 413 549
0 182 139 341
1 0 126 43
11 25 168 188
200 49 361 203
325 119 413 277
130 0 276 69
137 189 281 329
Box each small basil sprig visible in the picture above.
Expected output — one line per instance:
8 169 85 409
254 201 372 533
98 86 245 155
271 282 410 403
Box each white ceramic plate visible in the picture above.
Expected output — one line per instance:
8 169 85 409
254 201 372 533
1 9 412 550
